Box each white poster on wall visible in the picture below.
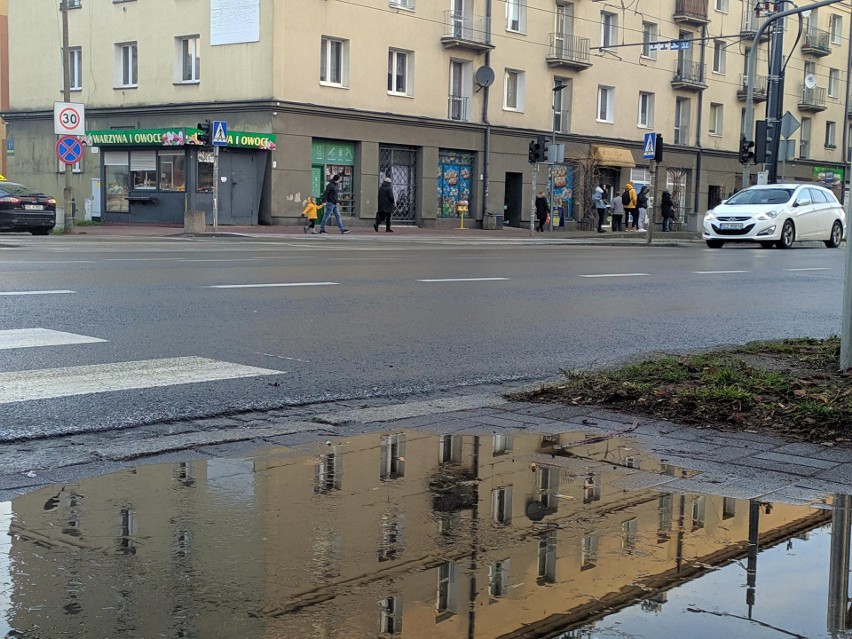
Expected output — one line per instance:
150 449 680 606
211 0 260 46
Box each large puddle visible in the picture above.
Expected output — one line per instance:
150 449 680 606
1 429 849 638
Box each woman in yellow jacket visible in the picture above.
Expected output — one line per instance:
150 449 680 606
302 196 324 234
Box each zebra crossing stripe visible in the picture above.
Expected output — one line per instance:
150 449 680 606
0 357 284 404
0 328 108 350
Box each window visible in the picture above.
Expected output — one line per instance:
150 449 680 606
581 532 599 570
448 59 471 121
390 0 414 8
176 36 200 83
553 78 571 133
64 47 82 91
491 487 512 524
314 449 341 493
438 434 462 464
489 560 510 598
537 531 557 583
828 68 840 97
492 433 513 455
691 496 706 530
115 42 137 88
436 562 458 615
378 510 404 561
64 0 82 7
830 14 842 44
800 117 811 159
638 92 654 128
506 0 527 32
380 433 406 479
158 151 186 192
825 121 836 148
657 494 673 542
320 36 349 87
622 518 638 552
675 97 690 144
197 150 214 193
714 0 728 12
601 12 618 48
387 49 412 96
379 596 403 636
722 497 737 519
641 22 657 59
583 475 601 503
709 103 723 135
597 85 614 123
712 40 725 74
130 151 157 189
503 69 525 111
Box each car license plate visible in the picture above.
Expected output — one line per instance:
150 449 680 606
719 222 742 230
23 204 44 211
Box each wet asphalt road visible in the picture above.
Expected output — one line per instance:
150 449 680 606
1 235 847 439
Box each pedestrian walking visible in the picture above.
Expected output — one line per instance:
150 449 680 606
301 196 324 234
610 190 625 232
636 186 650 231
375 176 395 233
592 181 608 233
534 191 549 232
319 174 350 235
661 191 675 232
622 181 638 230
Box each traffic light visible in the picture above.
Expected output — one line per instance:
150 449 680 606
654 134 664 163
528 139 541 164
197 120 211 145
753 120 767 164
739 137 755 165
537 135 549 163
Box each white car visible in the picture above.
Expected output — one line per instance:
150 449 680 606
702 183 845 249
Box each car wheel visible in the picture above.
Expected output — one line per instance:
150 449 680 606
705 240 724 248
758 241 775 249
30 228 51 236
825 221 843 248
776 220 795 249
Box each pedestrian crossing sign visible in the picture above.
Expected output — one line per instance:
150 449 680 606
642 132 656 159
212 120 228 147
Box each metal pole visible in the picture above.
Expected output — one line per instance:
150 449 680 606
213 146 220 232
646 158 656 245
765 9 785 184
827 495 852 634
549 84 568 232
61 0 74 232
529 163 538 237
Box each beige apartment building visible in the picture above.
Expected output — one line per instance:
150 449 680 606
3 430 833 637
4 0 850 228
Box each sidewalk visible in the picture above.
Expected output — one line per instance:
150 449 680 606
63 221 700 242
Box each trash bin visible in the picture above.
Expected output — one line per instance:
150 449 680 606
484 212 504 230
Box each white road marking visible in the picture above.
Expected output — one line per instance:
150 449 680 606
256 352 310 363
691 270 750 275
207 282 339 289
0 290 75 296
0 328 107 350
0 260 95 265
0 357 284 404
578 273 649 278
784 267 831 272
417 277 509 283
104 258 267 262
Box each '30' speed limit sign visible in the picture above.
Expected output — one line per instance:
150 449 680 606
54 101 86 136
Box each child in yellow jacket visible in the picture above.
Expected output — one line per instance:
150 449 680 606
302 196 324 234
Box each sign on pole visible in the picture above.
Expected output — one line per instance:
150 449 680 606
643 132 657 160
55 135 83 166
54 102 85 136
212 120 228 146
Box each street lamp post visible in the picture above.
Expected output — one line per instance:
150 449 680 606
549 84 569 232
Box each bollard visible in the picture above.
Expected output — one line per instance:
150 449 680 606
184 210 206 234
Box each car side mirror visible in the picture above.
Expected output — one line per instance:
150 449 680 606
795 198 811 207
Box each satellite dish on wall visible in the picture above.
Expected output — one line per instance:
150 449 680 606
475 66 495 88
805 73 817 89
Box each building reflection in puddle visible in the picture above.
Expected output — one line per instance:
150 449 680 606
0 429 847 638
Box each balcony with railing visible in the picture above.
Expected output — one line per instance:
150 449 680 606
672 60 707 91
802 27 831 56
741 12 771 39
448 95 470 121
736 73 768 101
546 33 592 70
441 11 493 51
673 0 709 25
674 125 690 145
798 85 827 112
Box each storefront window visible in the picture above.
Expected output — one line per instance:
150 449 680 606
197 151 214 193
438 150 473 218
104 151 129 213
158 151 186 192
130 150 157 189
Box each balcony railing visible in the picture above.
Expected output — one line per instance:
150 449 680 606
737 73 768 101
441 11 493 50
802 27 831 56
448 95 469 121
553 109 571 134
546 33 591 69
741 13 770 36
674 125 690 145
798 85 827 112
673 0 709 24
672 60 706 90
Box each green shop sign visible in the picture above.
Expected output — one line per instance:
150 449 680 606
311 140 355 165
84 128 277 151
813 166 844 184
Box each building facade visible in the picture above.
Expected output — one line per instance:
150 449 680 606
4 0 851 228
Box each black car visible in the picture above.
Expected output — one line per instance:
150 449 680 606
0 181 57 235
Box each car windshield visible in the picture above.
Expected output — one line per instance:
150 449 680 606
0 183 38 197
725 188 794 205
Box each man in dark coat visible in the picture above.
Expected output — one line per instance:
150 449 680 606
319 174 349 234
375 177 395 232
534 191 549 232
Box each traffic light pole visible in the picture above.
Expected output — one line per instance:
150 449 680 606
529 163 538 237
213 146 220 232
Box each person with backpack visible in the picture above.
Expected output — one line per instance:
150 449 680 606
318 174 350 235
661 191 675 232
592 181 608 233
636 185 650 231
622 181 638 230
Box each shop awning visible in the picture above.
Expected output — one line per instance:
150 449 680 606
591 145 636 168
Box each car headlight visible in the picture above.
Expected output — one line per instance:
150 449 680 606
757 210 780 220
704 211 716 221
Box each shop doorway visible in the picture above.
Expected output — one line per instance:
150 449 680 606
218 150 262 225
379 145 417 224
504 172 523 227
